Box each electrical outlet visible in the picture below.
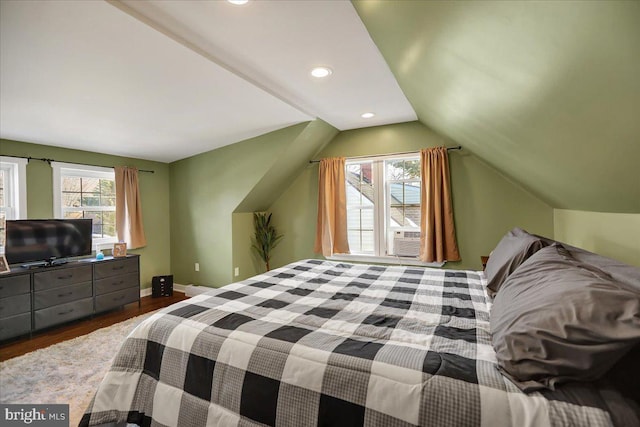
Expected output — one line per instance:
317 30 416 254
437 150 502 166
195 263 200 272
234 267 239 277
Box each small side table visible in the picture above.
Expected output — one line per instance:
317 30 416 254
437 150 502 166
481 256 489 271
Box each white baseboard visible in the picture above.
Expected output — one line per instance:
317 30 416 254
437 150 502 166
184 284 213 297
140 282 186 298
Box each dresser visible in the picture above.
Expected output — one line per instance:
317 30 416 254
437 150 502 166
0 273 31 341
0 255 140 341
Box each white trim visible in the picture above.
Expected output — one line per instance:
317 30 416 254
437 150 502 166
328 253 445 268
51 161 117 249
374 159 385 256
345 153 421 257
0 156 28 219
51 161 115 219
51 161 113 176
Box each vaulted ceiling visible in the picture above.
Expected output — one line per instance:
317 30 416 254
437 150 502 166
1 1 638 213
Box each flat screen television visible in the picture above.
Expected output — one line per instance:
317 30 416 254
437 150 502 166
4 219 93 266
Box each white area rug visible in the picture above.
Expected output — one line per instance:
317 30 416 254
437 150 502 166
0 312 154 427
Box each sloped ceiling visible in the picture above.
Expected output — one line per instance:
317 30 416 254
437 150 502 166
353 1 640 213
0 0 414 163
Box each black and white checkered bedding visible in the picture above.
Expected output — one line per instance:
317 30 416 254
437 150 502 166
81 259 622 427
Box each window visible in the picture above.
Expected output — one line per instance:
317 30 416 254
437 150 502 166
52 162 116 248
345 154 421 259
0 157 27 247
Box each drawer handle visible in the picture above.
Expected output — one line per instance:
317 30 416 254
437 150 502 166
112 280 125 286
57 274 73 280
112 266 125 271
58 291 74 297
114 295 126 301
58 308 74 316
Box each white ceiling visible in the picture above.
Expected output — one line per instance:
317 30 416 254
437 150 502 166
0 0 416 163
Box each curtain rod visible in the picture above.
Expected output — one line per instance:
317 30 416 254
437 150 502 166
3 155 155 173
308 145 462 164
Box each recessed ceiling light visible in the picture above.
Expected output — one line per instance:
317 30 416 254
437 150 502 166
227 0 248 5
311 66 332 78
361 112 375 119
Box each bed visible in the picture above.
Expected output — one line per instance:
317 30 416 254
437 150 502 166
80 232 640 427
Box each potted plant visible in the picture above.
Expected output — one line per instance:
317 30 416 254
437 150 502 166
251 212 283 271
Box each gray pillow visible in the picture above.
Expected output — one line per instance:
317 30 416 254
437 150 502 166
485 228 547 296
531 232 640 294
491 244 640 392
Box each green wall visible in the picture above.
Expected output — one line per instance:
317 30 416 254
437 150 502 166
169 123 309 287
269 121 554 270
0 139 171 289
554 209 640 267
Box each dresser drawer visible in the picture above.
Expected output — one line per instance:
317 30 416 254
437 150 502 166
0 293 31 319
0 313 31 341
34 265 92 291
34 282 93 310
34 297 93 330
94 258 138 279
0 274 30 298
94 272 139 295
95 287 139 313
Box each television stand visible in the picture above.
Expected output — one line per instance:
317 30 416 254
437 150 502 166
1 255 140 342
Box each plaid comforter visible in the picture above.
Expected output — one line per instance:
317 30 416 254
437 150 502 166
81 259 618 427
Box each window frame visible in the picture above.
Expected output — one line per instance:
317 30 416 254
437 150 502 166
0 156 28 252
52 162 117 249
0 156 28 220
330 153 444 267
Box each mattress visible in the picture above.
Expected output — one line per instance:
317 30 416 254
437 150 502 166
80 259 626 427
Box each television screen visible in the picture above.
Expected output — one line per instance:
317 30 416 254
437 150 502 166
4 219 93 265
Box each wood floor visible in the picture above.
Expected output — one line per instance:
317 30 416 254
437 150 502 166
0 293 189 362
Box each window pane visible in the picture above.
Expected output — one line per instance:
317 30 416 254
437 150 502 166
102 211 116 237
386 158 421 180
346 161 375 254
404 160 420 180
387 160 404 180
62 193 81 208
347 230 362 253
346 164 361 180
388 181 421 228
361 230 375 253
100 179 115 196
101 196 116 207
82 195 101 206
62 176 81 192
81 177 100 192
63 211 83 219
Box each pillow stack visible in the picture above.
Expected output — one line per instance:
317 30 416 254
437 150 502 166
486 228 640 393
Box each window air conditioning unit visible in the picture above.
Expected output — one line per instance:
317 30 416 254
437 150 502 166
393 231 421 257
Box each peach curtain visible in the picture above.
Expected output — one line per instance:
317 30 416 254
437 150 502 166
314 157 350 257
115 166 147 249
420 147 460 263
